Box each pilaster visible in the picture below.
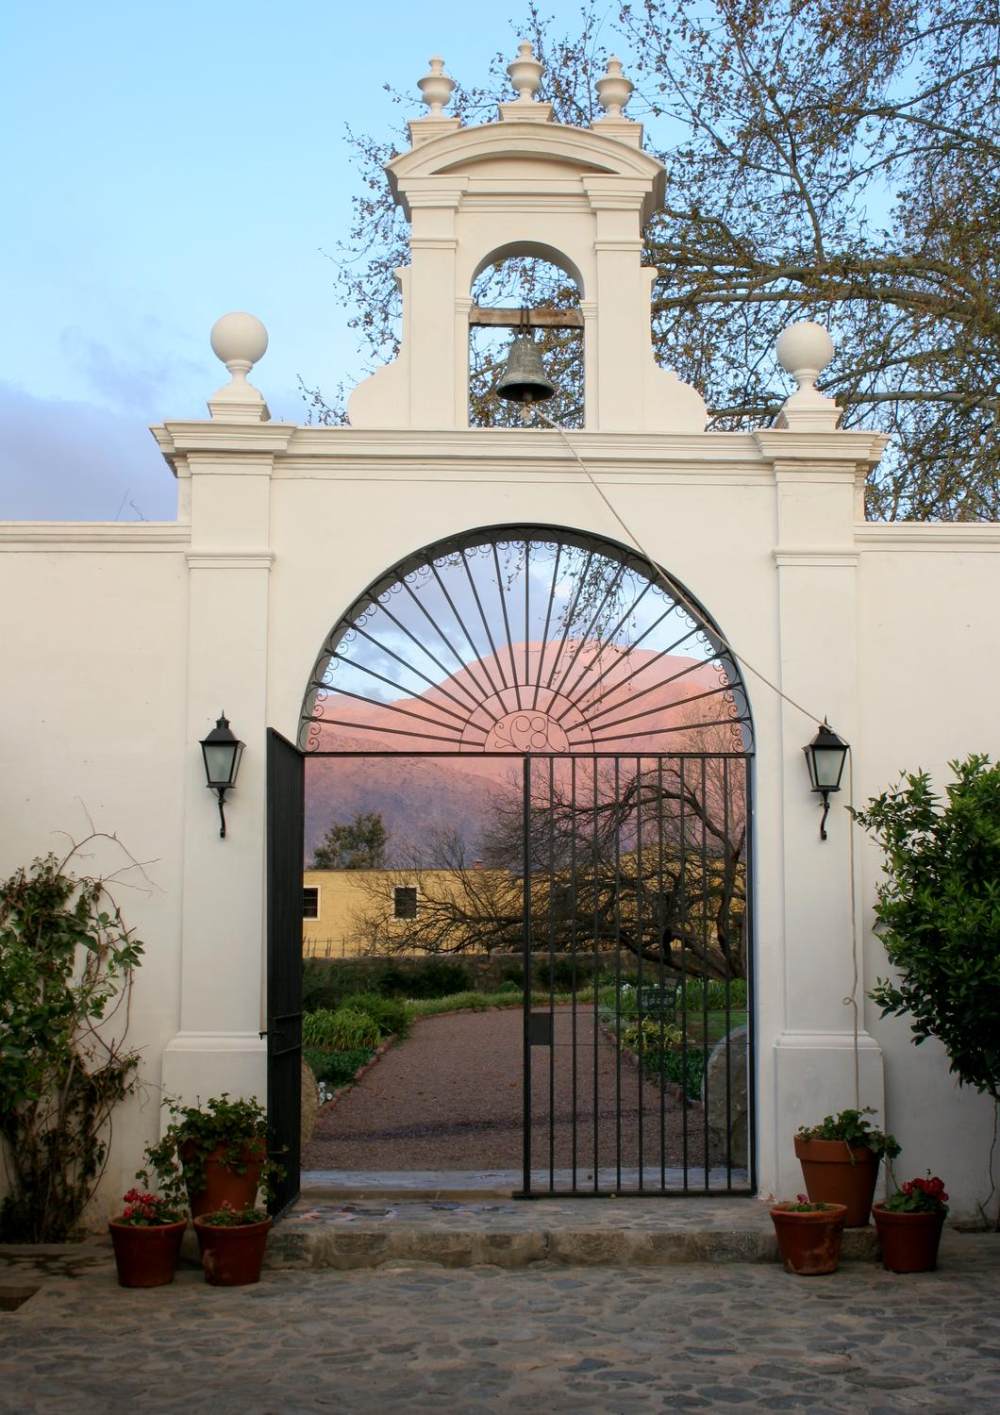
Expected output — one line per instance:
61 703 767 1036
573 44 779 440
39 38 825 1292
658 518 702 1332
157 329 293 1108
755 424 888 1195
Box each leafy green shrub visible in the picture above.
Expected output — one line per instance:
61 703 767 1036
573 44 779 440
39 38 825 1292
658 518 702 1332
675 978 748 1010
302 958 341 1013
303 1047 374 1087
535 958 571 990
657 1046 708 1101
854 754 1000 1104
0 848 144 1242
604 977 747 1018
302 1007 381 1051
406 959 472 998
498 978 520 994
620 1018 683 1054
348 992 412 1040
614 1010 710 1102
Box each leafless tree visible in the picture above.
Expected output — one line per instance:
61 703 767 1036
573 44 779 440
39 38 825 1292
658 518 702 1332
352 741 748 980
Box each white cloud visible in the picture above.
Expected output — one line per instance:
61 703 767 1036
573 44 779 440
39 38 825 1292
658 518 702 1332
0 383 177 521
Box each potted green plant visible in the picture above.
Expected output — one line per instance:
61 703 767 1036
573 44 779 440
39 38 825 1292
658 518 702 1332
193 1201 272 1286
770 1196 848 1275
794 1108 900 1227
140 1094 281 1219
873 1174 949 1272
854 757 1000 1230
108 1188 187 1288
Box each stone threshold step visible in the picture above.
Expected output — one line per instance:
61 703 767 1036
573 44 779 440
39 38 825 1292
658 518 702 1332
301 1167 748 1195
267 1197 879 1271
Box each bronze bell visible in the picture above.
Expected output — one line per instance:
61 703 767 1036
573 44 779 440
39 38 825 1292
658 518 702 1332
496 333 556 404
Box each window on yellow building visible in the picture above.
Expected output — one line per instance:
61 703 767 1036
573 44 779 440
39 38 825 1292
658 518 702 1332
303 887 319 920
394 886 417 920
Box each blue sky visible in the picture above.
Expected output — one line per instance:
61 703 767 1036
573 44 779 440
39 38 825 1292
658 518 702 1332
2 0 600 519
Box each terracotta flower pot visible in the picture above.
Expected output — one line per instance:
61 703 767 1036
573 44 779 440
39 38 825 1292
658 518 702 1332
193 1216 272 1286
183 1140 265 1219
770 1203 847 1275
794 1136 880 1227
872 1205 945 1273
108 1219 187 1288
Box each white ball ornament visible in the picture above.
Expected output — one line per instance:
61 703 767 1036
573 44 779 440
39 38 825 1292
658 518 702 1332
210 312 268 371
776 320 834 387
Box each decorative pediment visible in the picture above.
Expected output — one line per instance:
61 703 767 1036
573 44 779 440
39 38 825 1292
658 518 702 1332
388 121 665 221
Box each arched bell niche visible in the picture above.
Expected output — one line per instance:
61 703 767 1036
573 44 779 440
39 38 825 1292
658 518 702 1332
469 243 584 429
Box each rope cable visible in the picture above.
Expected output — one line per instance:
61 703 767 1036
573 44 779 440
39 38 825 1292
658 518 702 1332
531 407 866 1113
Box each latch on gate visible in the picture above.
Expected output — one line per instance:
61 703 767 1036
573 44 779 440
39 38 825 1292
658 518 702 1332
528 1012 553 1046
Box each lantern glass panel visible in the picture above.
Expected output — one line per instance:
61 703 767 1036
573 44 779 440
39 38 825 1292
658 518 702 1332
812 748 845 790
204 741 238 786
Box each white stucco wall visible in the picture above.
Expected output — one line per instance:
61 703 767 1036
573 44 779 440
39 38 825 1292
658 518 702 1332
0 526 191 1210
856 528 1000 1219
2 440 999 1222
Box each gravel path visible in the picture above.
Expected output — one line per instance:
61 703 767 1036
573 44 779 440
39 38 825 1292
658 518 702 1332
303 1006 711 1177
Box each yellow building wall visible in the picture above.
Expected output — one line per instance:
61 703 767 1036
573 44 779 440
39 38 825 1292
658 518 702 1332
301 867 504 958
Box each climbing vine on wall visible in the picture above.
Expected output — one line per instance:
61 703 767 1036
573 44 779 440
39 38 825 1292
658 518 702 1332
0 841 145 1241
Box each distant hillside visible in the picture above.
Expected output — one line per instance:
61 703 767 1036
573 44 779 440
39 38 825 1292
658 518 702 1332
304 643 732 864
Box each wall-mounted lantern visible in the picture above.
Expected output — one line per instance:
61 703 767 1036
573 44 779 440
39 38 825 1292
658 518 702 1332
803 720 849 840
200 712 244 838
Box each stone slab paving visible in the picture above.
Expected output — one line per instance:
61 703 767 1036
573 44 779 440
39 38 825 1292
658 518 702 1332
1 1234 999 1412
270 1195 877 1269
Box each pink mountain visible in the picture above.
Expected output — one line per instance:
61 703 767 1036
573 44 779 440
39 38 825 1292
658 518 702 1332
304 643 740 861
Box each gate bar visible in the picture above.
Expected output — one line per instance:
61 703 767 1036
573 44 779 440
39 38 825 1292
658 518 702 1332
520 754 533 1197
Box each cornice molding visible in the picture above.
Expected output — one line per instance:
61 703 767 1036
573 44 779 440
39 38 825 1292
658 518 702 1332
754 428 888 467
855 522 1000 551
151 422 297 457
0 523 190 553
282 427 767 464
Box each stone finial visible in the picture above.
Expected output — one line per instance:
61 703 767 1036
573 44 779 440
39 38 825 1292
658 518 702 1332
777 320 834 391
418 55 454 115
507 41 543 102
596 56 633 119
208 312 270 423
775 320 839 431
499 41 553 123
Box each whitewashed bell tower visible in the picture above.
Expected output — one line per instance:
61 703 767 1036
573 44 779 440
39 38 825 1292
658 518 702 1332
347 46 705 433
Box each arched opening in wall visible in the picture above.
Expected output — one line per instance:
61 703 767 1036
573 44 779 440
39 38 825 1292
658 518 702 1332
281 526 754 1199
468 246 583 428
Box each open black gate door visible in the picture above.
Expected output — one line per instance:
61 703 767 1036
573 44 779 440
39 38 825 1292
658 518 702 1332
266 728 305 1216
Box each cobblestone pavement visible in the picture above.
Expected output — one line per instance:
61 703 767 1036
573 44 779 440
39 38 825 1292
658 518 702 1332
2 1235 999 1413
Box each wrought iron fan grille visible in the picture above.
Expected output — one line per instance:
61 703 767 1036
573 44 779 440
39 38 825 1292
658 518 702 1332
300 526 752 755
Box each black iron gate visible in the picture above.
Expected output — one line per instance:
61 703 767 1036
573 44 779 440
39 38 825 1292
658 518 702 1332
265 728 305 1216
516 751 753 1197
295 525 757 1199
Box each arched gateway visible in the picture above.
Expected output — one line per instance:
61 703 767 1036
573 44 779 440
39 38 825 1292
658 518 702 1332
299 526 752 757
274 525 755 1199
